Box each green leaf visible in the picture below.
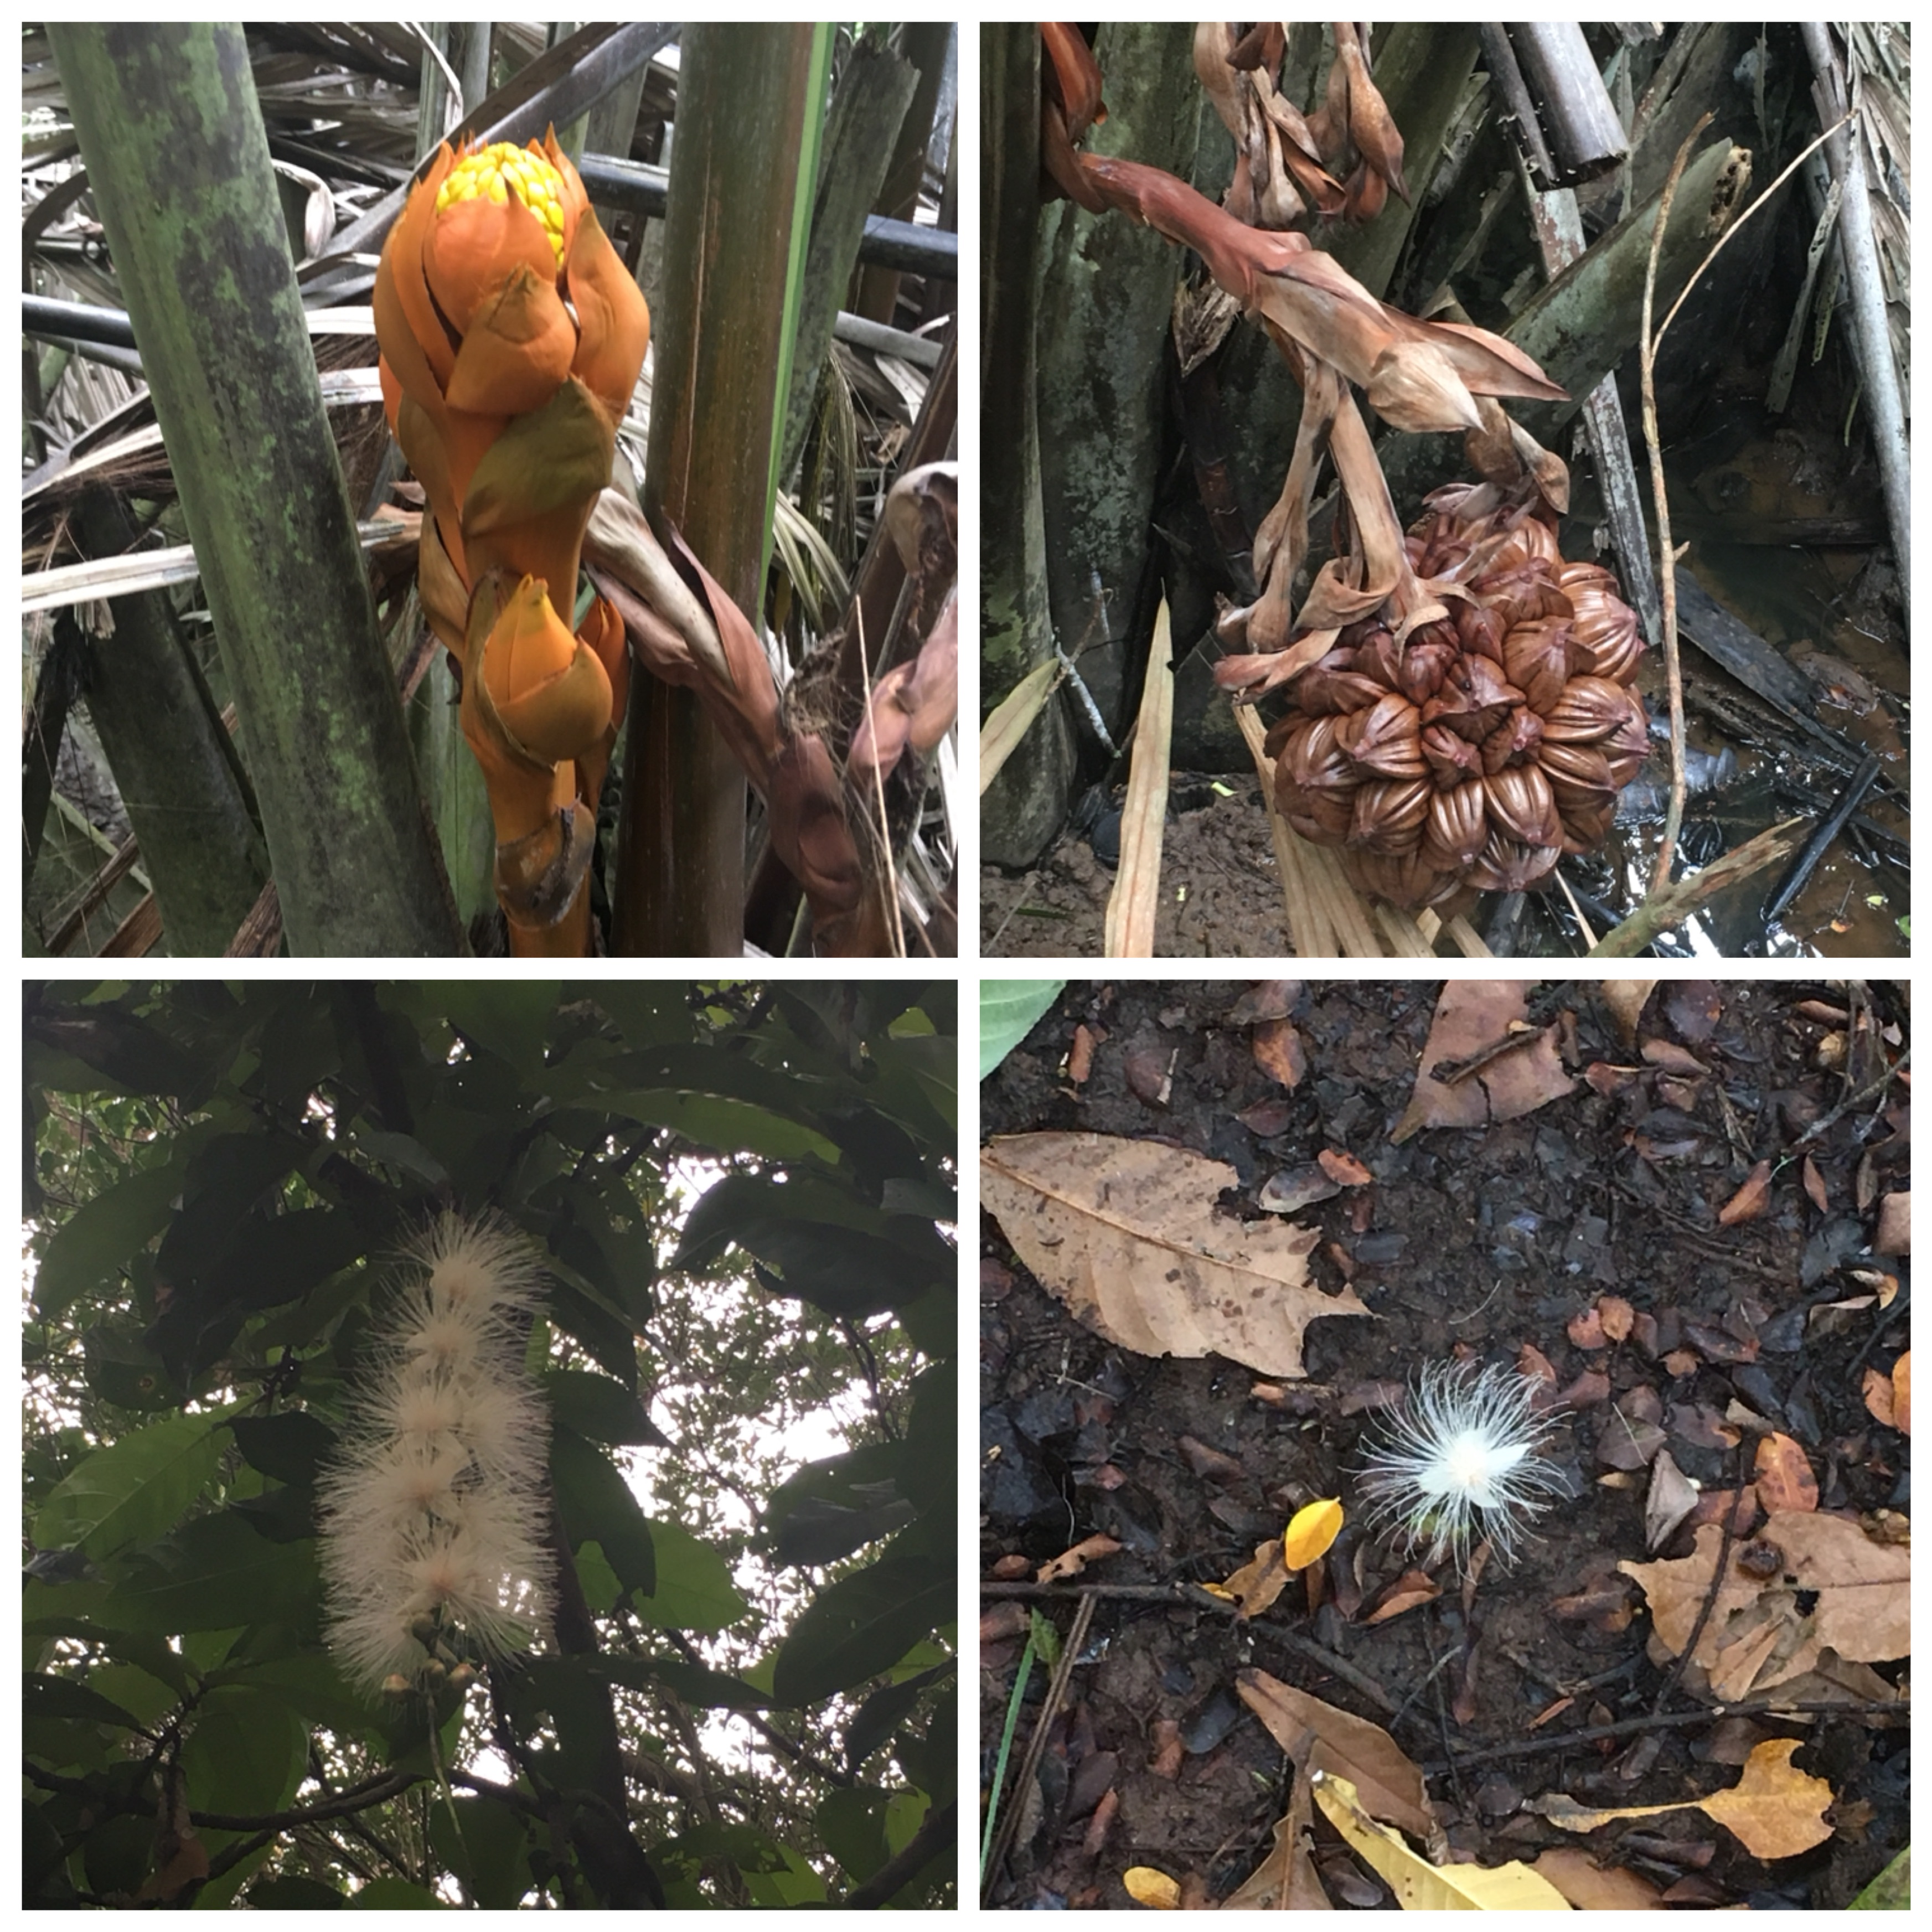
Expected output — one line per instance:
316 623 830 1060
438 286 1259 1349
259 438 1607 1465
1850 1845 1910 1909
229 1411 339 1487
772 1550 953 1704
33 1162 178 1319
596 1652 771 1712
247 1876 347 1908
425 981 559 1085
347 1876 446 1908
22 1672 144 1730
83 1812 154 1898
598 1090 839 1163
32 1409 230 1560
180 1684 304 1816
632 1518 749 1633
817 1785 891 1883
743 1845 828 1907
540 1370 670 1447
350 1130 449 1188
574 1540 621 1615
843 1661 952 1771
101 1511 321 1634
429 1792 533 1910
979 980 1066 1080
542 1263 639 1391
550 1428 654 1597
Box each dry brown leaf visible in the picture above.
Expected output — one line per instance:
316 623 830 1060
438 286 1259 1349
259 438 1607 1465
1600 979 1659 1047
1362 1569 1439 1625
1532 1847 1664 1910
1528 1739 1833 1861
981 1133 1370 1378
1861 1365 1897 1430
1568 1305 1606 1349
1227 980 1299 1025
1036 1532 1122 1584
1068 1023 1097 1086
1235 1669 1434 1840
1641 1038 1708 1077
1598 1294 1635 1342
1252 1017 1308 1087
1645 1449 1700 1552
1211 1537 1291 1619
1801 1154 1829 1213
1316 1148 1372 1186
1697 1740 1835 1857
1391 983 1574 1141
1216 1804 1329 1911
1894 1351 1910 1434
1753 1433 1819 1513
1874 1190 1909 1255
1619 1511 1909 1698
1718 1159 1774 1226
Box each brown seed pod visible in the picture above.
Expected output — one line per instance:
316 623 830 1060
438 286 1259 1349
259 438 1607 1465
1348 776 1432 856
1422 779 1490 873
1264 479 1646 907
1334 691 1426 779
1275 714 1361 842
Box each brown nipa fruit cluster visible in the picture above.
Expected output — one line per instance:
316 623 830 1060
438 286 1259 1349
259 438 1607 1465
1267 489 1649 908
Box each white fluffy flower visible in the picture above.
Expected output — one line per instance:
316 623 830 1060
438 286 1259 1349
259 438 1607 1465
1355 1360 1568 1572
318 1215 555 1692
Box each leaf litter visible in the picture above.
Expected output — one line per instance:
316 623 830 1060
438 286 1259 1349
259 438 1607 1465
982 979 1907 1909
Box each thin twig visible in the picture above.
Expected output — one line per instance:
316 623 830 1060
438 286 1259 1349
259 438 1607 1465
1650 1444 1744 1715
1639 112 1711 896
1792 1042 1911 1147
846 1797 957 1908
1419 1694 1905 1778
1652 113 1851 350
980 1580 1398 1716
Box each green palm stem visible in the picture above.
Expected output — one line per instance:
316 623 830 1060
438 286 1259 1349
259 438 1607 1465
612 24 827 955
50 23 465 955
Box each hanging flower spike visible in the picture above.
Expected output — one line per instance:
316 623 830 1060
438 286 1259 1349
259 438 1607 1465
318 1215 554 1694
374 131 649 954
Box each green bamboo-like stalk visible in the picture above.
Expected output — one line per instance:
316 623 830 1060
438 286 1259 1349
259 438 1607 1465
71 488 270 954
50 23 463 956
612 24 822 956
777 31 918 484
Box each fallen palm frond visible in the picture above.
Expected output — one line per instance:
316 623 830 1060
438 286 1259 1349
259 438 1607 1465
979 660 1065 796
1103 598 1175 957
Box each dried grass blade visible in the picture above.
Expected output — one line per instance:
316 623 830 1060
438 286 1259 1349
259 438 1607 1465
1104 599 1175 957
979 659 1063 797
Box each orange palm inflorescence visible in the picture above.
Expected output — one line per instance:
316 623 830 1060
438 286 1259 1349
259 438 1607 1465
375 131 649 954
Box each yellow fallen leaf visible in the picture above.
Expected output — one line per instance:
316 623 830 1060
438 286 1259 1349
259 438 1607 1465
1312 1769 1574 1908
1123 1866 1181 1909
1527 1739 1833 1861
1285 1496 1343 1569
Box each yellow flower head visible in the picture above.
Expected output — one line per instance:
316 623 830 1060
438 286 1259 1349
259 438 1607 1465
434 140 569 268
